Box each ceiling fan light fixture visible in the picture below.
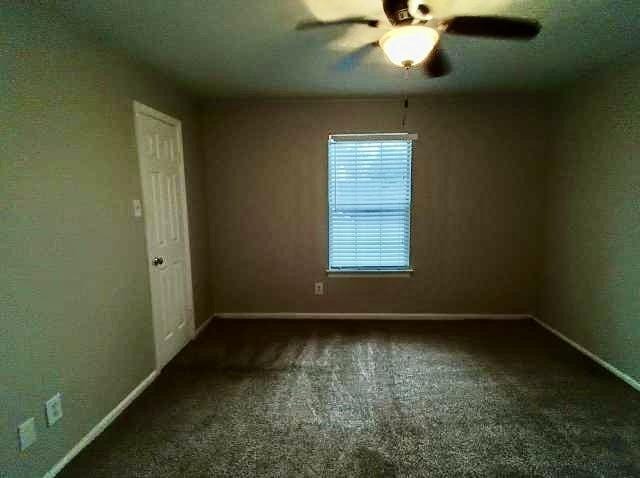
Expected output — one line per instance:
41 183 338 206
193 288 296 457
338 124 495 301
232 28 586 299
379 26 439 67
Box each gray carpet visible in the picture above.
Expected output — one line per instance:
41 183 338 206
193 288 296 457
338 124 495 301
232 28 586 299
59 319 640 477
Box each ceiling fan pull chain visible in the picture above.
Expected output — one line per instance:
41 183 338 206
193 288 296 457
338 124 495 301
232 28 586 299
401 67 410 129
402 95 409 129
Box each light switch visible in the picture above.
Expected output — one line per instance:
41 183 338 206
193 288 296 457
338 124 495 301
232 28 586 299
314 281 324 295
132 199 143 217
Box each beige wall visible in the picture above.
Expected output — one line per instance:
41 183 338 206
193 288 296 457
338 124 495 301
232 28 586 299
1 4 210 477
203 96 550 314
541 61 640 382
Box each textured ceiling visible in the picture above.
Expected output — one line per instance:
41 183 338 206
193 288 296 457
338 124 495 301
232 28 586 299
51 0 640 98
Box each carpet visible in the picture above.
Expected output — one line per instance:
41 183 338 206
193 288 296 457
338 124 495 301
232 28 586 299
59 319 640 477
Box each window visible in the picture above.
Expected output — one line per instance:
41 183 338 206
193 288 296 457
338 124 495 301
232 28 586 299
328 133 415 272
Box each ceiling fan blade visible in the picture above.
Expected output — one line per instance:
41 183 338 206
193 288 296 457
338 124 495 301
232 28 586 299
296 17 379 30
442 16 541 39
335 42 379 72
424 45 451 78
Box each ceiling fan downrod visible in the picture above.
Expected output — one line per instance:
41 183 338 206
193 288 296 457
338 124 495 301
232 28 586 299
383 0 413 26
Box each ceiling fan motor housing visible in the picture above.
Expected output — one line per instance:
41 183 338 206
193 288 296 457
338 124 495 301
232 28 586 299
383 0 413 26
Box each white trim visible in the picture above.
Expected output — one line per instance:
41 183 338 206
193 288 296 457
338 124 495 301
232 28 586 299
174 114 196 339
214 313 531 321
44 370 158 478
329 133 418 142
532 317 640 392
194 316 214 338
133 101 179 126
326 270 413 278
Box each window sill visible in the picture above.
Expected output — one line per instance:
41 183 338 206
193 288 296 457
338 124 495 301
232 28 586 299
326 269 414 278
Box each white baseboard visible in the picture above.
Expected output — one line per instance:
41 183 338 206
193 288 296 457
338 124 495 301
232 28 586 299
214 312 532 320
194 316 213 338
532 317 640 392
44 370 159 478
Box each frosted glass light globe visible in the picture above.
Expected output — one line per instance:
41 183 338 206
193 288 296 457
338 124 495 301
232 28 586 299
380 26 439 67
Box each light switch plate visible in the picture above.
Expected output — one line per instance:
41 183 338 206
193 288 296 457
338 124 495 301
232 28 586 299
18 417 37 451
132 199 143 217
45 393 63 426
314 281 324 295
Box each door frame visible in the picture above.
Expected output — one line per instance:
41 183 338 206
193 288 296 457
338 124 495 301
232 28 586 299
132 101 196 369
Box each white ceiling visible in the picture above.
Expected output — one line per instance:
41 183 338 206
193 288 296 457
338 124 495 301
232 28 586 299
52 0 640 98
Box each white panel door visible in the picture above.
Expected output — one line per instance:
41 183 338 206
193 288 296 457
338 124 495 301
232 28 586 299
134 102 195 370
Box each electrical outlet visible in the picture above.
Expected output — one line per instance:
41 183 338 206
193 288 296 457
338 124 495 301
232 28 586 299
45 393 63 427
18 418 37 451
314 281 324 296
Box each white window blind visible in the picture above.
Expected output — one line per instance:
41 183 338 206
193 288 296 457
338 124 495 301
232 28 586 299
328 133 415 271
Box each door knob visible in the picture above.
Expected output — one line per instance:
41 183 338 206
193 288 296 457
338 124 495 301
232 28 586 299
152 256 164 266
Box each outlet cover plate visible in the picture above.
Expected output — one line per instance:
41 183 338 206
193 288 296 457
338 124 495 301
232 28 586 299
18 417 37 451
46 393 63 426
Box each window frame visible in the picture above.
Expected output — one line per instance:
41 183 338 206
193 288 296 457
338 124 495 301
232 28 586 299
326 132 416 276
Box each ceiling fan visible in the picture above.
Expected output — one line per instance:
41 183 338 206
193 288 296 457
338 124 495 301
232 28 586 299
296 0 541 77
